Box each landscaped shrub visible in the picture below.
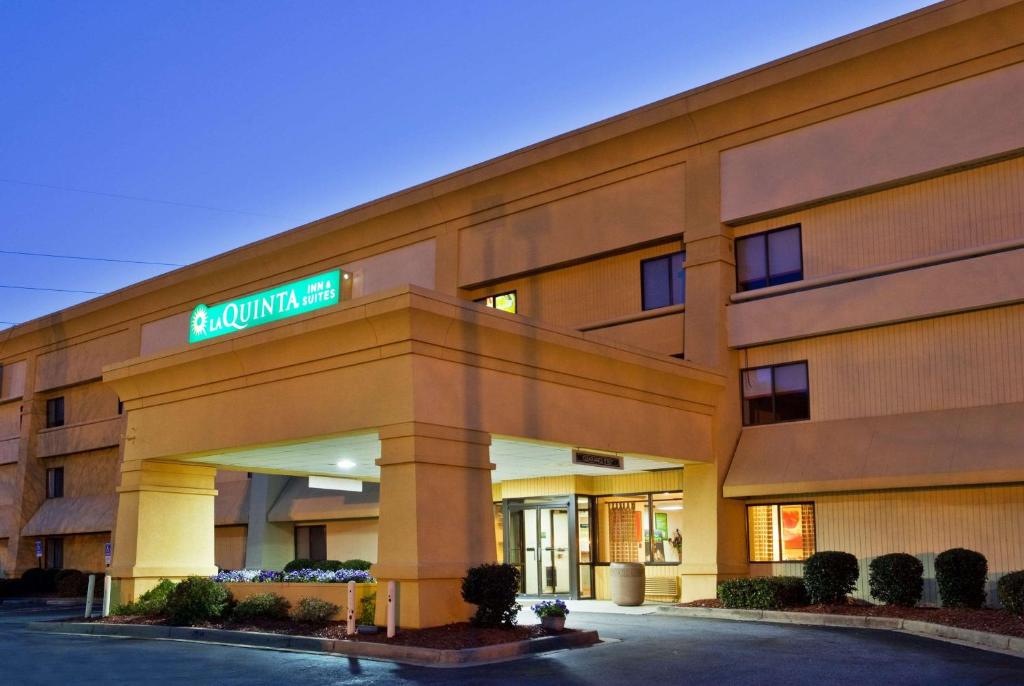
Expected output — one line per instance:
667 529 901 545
118 579 178 616
803 551 859 604
359 594 376 625
292 597 340 623
21 568 58 594
55 570 90 598
868 553 924 607
283 559 346 573
461 563 520 628
0 578 26 598
231 593 291 621
340 559 372 572
935 548 988 609
165 576 232 625
718 576 808 610
997 571 1024 617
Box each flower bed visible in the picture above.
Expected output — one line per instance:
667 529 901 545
212 568 375 622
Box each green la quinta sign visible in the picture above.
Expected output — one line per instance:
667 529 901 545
189 269 341 343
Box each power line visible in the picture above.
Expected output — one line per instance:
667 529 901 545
0 249 184 267
0 284 105 295
0 177 277 218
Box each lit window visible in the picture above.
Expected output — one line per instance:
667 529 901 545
736 225 803 292
747 503 816 562
596 492 683 564
46 397 65 428
742 362 809 426
641 251 686 310
475 290 517 314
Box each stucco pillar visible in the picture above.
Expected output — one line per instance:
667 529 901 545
372 422 496 629
109 460 218 603
678 152 749 599
244 474 294 571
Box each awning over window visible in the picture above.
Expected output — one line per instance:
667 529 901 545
268 477 380 522
724 402 1024 497
22 495 116 536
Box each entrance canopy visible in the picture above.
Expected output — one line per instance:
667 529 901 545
104 285 724 470
168 432 687 482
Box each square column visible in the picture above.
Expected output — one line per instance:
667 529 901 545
372 423 496 629
109 460 219 603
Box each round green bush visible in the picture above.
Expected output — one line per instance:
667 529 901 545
232 593 290 621
718 576 808 610
935 548 988 609
997 571 1024 617
283 559 347 573
165 576 232 625
340 559 372 572
20 568 57 594
55 570 89 598
112 579 178 617
292 597 340 623
803 551 859 604
461 563 520 628
868 553 924 607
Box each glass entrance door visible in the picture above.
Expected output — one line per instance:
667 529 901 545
505 497 581 597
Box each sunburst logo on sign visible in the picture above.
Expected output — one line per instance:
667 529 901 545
190 304 209 338
187 269 342 344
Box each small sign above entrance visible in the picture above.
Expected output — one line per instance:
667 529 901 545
572 449 624 470
189 269 343 343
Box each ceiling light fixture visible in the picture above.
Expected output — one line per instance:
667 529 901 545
336 459 356 469
656 505 683 511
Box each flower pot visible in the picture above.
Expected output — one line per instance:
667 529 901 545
540 615 566 631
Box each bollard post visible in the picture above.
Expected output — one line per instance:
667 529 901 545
346 581 356 636
386 580 396 638
84 575 96 618
102 575 112 617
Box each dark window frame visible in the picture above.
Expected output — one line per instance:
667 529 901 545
46 466 64 499
45 396 65 428
745 502 817 564
45 537 64 570
592 490 683 567
474 289 518 314
735 224 804 293
294 524 328 561
640 251 686 311
740 360 811 427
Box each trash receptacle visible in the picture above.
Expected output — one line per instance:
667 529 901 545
610 562 645 606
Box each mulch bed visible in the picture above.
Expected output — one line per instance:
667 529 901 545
676 599 1024 638
92 616 567 650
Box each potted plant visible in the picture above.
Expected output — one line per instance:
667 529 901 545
531 599 569 631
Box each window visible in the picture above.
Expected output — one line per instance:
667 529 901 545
294 525 327 561
742 362 809 426
735 225 803 292
641 251 686 310
475 290 517 314
45 538 64 569
747 503 816 562
596 492 683 565
46 467 64 499
45 397 65 428
117 400 124 415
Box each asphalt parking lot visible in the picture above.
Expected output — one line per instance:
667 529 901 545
2 601 1023 685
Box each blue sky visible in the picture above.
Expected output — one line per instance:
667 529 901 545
0 1 933 327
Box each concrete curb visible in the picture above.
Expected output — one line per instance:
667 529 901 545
27 621 600 667
657 606 1024 657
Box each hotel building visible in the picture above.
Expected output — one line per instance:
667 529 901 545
1 0 1023 627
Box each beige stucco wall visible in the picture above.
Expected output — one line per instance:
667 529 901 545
62 532 111 572
742 303 1024 422
733 155 1024 279
35 330 136 391
750 484 1024 606
721 61 1024 223
215 525 247 570
326 519 378 563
